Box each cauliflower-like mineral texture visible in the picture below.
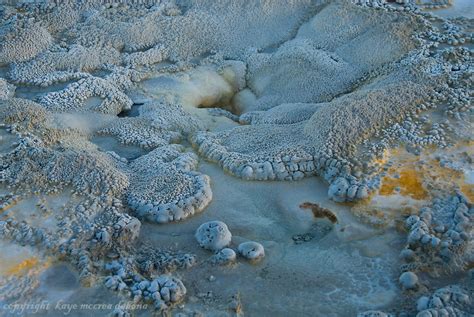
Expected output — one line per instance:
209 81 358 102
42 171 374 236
126 145 212 223
0 24 52 64
0 78 14 100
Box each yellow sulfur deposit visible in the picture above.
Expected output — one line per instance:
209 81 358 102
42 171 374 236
5 257 39 276
380 168 428 200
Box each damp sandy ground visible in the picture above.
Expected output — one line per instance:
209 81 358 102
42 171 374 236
4 140 470 316
144 162 404 316
17 161 404 316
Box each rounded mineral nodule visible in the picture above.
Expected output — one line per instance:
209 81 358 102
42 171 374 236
211 247 237 265
399 271 418 290
238 241 265 261
195 220 232 251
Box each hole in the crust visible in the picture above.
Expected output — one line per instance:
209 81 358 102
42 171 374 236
187 86 241 115
118 103 143 118
141 66 244 116
196 100 240 115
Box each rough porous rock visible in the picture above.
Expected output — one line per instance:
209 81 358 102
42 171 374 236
0 24 52 64
416 285 471 317
210 248 237 265
97 117 181 149
238 241 265 261
399 271 419 290
9 45 121 86
38 76 133 115
195 221 232 251
127 145 212 224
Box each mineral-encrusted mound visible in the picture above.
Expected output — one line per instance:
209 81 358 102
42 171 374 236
195 221 232 251
127 145 212 223
38 76 133 114
0 24 52 64
238 241 265 261
9 45 121 85
97 117 181 149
